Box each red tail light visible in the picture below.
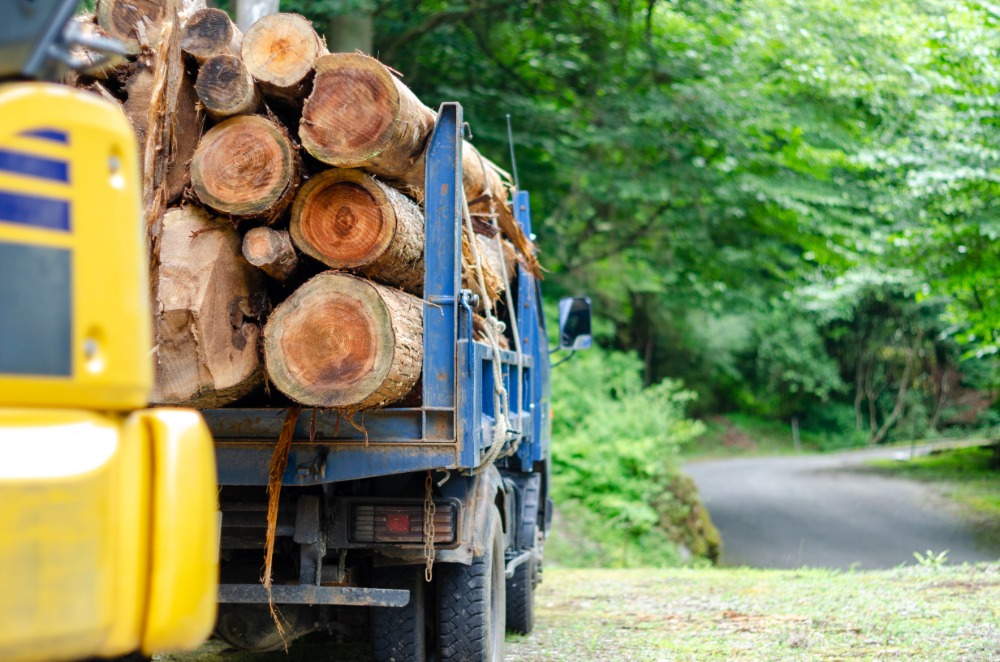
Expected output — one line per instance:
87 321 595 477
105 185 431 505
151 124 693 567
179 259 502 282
350 502 457 545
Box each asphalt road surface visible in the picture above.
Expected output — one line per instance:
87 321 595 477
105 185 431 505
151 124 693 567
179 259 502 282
685 444 999 569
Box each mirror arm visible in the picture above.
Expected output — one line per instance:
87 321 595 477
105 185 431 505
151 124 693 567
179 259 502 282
550 350 577 368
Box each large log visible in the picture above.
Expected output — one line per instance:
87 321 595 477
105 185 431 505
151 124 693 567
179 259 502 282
190 115 301 221
264 272 422 410
241 13 327 104
242 226 298 281
297 52 538 272
95 0 180 54
151 207 265 407
181 8 242 63
289 169 424 293
299 53 435 179
195 55 260 120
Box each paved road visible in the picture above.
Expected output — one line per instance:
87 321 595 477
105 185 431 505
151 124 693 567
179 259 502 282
685 445 999 569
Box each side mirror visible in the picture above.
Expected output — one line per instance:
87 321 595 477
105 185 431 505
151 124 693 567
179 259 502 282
558 297 592 351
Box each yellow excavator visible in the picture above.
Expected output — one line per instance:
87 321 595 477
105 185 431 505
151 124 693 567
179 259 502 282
0 1 218 660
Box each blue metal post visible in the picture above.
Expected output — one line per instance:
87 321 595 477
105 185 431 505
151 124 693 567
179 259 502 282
422 104 463 413
514 191 541 472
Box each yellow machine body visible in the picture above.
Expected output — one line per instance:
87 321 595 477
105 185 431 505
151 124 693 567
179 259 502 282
0 84 218 661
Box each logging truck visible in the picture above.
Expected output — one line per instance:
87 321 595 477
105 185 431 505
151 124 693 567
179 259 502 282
201 105 591 662
0 2 218 660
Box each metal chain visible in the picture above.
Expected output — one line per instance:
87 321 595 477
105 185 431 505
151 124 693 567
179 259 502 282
423 471 436 582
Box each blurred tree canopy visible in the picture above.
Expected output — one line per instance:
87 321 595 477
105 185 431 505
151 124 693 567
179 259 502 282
267 0 999 442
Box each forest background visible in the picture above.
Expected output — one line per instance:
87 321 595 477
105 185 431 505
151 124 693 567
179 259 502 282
213 0 1000 565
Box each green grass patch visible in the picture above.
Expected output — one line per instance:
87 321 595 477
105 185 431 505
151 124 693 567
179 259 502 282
165 564 1000 661
510 564 1000 661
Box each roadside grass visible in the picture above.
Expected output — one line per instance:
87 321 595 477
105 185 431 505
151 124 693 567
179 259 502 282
682 413 825 460
508 564 1000 661
864 445 1000 547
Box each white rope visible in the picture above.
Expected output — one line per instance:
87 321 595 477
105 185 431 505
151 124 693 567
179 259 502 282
460 189 520 474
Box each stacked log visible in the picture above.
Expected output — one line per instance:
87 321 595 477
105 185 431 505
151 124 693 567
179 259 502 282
70 6 537 411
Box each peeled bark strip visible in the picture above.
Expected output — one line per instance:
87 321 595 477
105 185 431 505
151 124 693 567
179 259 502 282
96 0 179 54
289 169 424 292
181 8 242 63
461 144 539 274
195 55 260 120
243 227 298 281
241 13 327 103
190 115 301 220
299 53 435 178
264 272 422 409
151 207 265 407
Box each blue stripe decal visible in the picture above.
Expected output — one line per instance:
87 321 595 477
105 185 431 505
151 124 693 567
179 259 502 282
17 128 69 144
0 190 70 231
0 149 69 183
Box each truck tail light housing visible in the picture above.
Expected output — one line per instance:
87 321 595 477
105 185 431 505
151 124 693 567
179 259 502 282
350 502 457 545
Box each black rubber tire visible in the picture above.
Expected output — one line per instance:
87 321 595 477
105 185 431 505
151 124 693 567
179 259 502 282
505 555 535 634
371 565 426 662
437 508 506 662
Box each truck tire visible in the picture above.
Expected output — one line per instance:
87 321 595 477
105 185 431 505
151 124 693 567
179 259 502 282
437 508 505 662
371 565 426 662
505 555 535 634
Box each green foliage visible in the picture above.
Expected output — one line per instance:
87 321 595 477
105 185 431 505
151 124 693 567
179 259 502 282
548 342 708 567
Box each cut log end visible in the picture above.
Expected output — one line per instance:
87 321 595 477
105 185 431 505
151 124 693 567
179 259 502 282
195 54 259 119
300 53 400 167
264 272 422 409
190 115 299 219
96 0 173 53
243 227 298 281
181 8 241 62
242 13 326 96
291 169 391 269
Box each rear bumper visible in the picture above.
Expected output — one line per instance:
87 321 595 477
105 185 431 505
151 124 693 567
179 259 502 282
218 584 409 607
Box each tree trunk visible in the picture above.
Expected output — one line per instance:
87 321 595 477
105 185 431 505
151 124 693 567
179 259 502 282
235 0 280 33
326 13 373 54
289 168 424 293
241 13 327 104
870 331 925 445
264 272 422 410
299 52 435 179
151 207 265 407
242 226 298 281
96 0 180 54
194 54 260 120
181 8 242 63
190 114 301 221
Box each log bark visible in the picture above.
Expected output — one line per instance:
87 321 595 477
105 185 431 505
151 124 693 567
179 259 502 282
190 115 301 221
195 55 260 120
299 53 435 178
243 227 298 281
264 272 423 410
241 13 327 104
96 0 179 54
151 207 265 407
181 8 242 63
289 169 424 293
